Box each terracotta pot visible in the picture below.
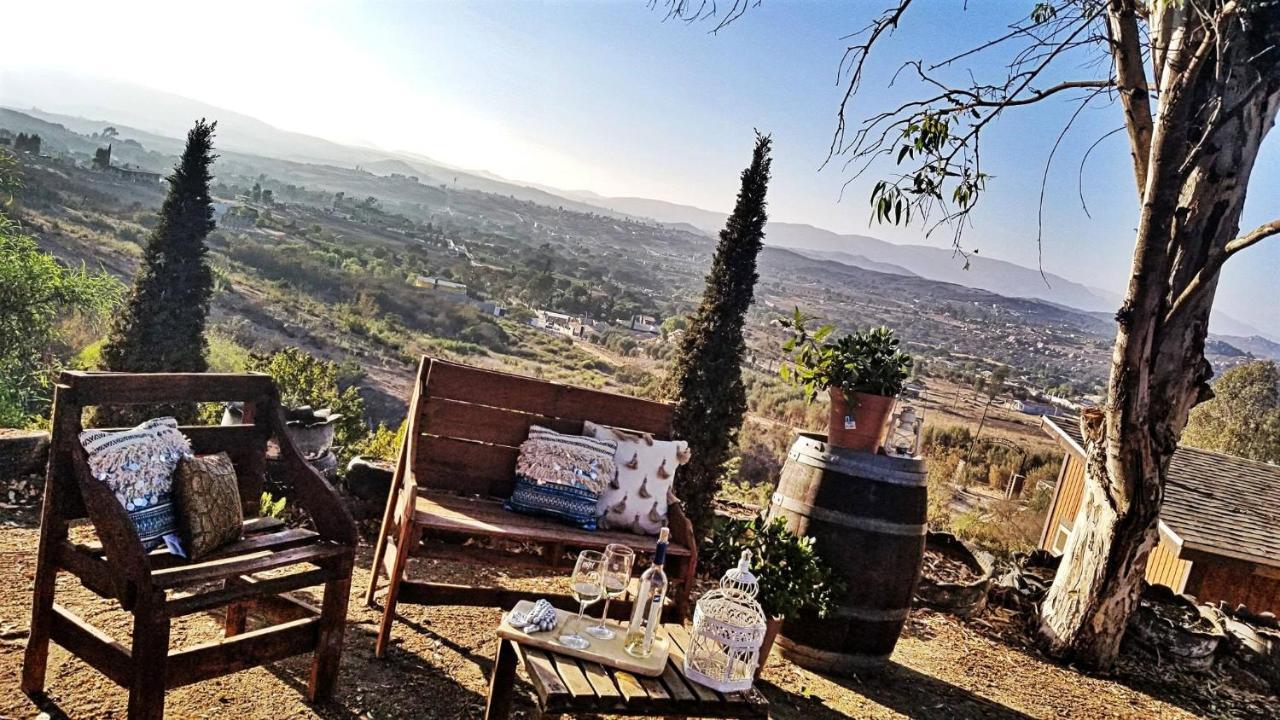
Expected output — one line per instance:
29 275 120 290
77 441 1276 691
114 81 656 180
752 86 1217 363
826 388 896 452
755 615 784 681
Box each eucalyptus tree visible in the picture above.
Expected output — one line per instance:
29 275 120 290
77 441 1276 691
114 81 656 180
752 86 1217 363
662 0 1280 669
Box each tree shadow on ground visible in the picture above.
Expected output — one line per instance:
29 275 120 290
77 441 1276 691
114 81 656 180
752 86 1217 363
760 661 1035 720
261 618 493 720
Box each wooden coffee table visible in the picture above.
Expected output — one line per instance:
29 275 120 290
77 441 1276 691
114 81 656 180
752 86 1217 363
484 622 770 719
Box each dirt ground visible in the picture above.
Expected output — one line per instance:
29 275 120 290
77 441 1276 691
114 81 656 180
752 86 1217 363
0 505 1271 720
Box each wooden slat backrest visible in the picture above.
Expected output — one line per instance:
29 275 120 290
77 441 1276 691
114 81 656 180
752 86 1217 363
411 357 674 497
181 425 270 514
54 372 277 520
61 371 274 406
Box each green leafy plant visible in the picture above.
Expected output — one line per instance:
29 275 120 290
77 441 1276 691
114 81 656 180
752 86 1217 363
259 491 287 519
356 420 407 462
246 347 368 463
701 514 844 619
778 307 913 402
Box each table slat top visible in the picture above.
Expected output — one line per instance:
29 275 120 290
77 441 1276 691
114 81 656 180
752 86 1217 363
509 623 769 718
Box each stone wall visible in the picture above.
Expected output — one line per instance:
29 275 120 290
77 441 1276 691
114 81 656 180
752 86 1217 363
0 430 49 505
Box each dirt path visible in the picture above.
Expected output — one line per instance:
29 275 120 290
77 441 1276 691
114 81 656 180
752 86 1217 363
0 512 1255 719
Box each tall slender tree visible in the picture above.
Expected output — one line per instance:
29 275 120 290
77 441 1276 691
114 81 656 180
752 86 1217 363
667 132 772 535
100 120 217 421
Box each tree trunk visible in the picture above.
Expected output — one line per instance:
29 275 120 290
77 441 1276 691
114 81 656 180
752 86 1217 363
1039 11 1280 669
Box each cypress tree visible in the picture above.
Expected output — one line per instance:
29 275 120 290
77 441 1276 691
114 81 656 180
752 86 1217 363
99 120 217 422
667 132 771 535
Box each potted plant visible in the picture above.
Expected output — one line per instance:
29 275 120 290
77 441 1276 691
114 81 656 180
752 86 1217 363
702 514 844 679
779 308 913 451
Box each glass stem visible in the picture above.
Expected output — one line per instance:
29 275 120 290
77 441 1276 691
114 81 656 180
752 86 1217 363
598 597 612 626
576 601 587 632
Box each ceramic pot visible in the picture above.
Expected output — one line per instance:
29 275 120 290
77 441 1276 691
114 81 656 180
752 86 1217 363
755 615 785 681
826 387 896 452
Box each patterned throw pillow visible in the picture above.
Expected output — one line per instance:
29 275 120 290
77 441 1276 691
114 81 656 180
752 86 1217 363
504 425 618 530
79 417 191 555
173 453 245 560
583 421 691 535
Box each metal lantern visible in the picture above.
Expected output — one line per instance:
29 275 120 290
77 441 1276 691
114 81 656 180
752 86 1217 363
684 550 767 692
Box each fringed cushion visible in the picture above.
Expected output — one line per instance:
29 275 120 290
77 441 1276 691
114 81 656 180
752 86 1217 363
583 420 691 535
504 425 617 529
79 417 191 555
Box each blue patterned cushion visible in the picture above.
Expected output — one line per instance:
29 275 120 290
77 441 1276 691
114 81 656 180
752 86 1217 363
80 417 191 554
505 475 600 530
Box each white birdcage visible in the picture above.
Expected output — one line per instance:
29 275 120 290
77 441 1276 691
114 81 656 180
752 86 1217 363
684 550 768 692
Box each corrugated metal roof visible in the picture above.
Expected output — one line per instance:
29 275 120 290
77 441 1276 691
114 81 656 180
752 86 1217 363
1043 415 1280 569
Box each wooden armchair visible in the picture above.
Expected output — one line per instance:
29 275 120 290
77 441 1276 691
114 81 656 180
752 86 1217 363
21 371 358 720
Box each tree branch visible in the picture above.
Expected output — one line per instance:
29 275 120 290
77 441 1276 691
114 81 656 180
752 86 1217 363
826 0 915 166
1106 0 1154 197
1165 219 1280 323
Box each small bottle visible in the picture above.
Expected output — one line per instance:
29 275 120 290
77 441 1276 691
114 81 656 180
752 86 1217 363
624 526 670 658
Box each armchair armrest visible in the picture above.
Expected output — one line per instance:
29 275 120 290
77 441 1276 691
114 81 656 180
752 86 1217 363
265 407 358 546
70 452 153 609
667 501 699 563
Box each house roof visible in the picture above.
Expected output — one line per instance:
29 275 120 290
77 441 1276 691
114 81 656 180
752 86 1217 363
1043 415 1280 569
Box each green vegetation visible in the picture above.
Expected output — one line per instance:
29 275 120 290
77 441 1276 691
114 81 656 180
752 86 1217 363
779 308 913 401
668 133 772 536
246 347 368 462
702 514 843 619
0 150 119 426
259 491 288 519
99 121 218 422
1182 360 1280 463
357 420 407 462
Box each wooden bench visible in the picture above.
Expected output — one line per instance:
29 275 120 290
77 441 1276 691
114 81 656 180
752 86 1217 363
21 372 358 720
365 357 699 658
484 622 770 719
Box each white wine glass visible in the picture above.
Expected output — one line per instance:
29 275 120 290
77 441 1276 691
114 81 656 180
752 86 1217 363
559 550 604 650
586 544 634 640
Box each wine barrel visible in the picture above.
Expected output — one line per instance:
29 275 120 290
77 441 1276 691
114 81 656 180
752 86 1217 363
768 432 927 675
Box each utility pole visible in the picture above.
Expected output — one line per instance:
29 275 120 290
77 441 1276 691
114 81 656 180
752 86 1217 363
963 394 996 468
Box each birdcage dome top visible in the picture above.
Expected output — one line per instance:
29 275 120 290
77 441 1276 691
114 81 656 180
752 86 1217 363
720 550 760 597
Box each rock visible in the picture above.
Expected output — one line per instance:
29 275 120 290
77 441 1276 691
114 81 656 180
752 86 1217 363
346 456 394 502
0 430 49 483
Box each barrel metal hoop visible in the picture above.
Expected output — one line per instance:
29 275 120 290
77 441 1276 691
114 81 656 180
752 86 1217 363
830 605 912 622
771 494 928 537
787 448 926 487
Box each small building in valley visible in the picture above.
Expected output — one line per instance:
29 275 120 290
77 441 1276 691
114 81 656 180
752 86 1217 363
1040 415 1280 614
1011 399 1062 417
414 276 468 299
629 314 660 334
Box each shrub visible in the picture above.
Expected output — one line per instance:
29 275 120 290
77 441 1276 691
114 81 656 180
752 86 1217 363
702 514 844 619
357 421 407 462
247 347 369 462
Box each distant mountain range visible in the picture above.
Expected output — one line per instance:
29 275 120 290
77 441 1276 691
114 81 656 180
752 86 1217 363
1 67 1274 341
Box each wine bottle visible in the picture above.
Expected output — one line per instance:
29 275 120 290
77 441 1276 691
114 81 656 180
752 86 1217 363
624 526 669 658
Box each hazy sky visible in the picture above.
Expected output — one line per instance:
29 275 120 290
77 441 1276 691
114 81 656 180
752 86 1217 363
3 1 1278 334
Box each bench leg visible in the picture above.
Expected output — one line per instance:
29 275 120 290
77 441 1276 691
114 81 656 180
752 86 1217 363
308 565 352 702
224 601 249 637
127 601 170 720
21 514 66 698
364 489 398 608
484 638 517 720
223 577 250 637
375 509 416 659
